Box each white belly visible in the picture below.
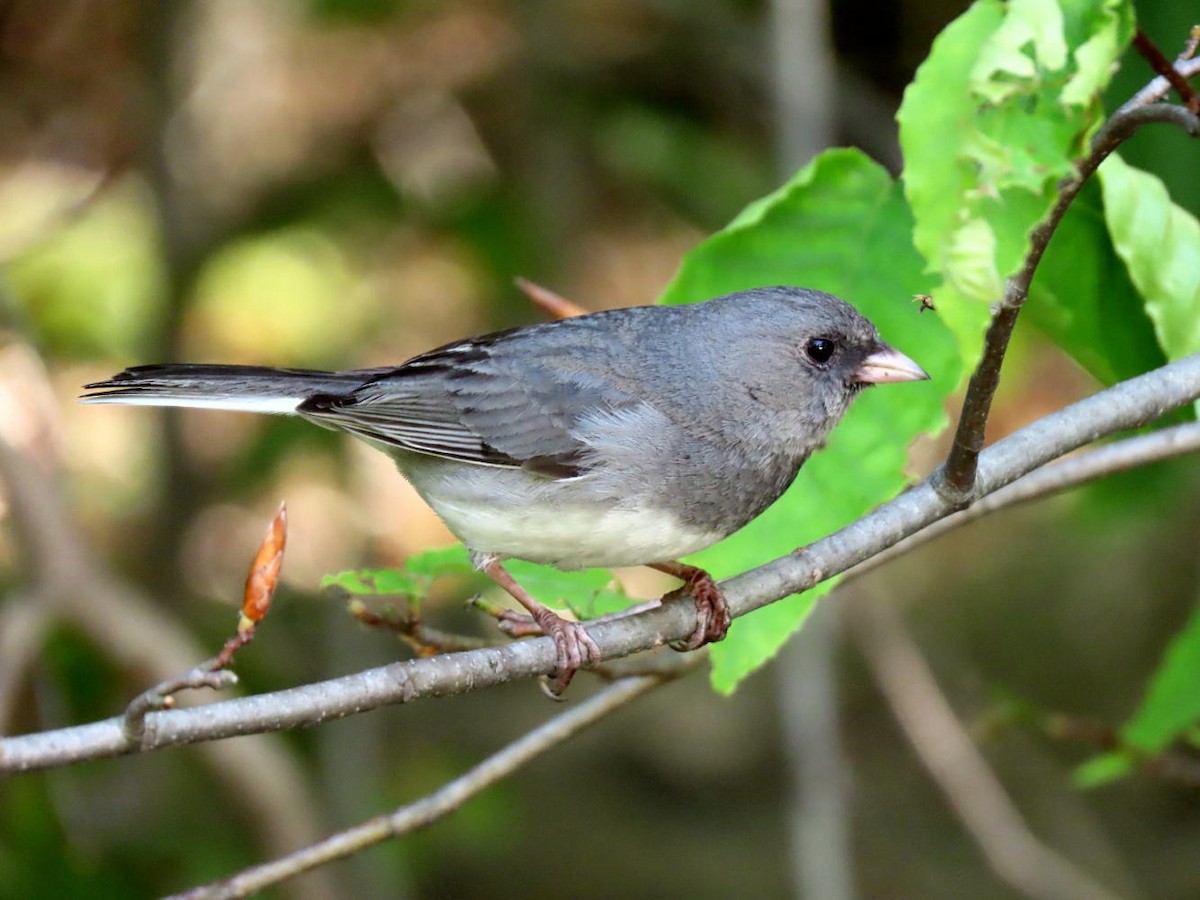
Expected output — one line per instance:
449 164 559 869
425 493 721 569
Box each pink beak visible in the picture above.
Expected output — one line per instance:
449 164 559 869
855 345 929 384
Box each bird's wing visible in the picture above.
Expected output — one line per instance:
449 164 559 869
297 327 642 477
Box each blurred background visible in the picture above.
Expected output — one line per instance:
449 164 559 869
1 1 1199 898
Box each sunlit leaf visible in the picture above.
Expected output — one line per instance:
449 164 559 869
402 545 477 580
1098 153 1200 361
504 562 633 619
7 178 165 358
899 0 1134 362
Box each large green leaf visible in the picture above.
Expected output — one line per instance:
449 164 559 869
1026 179 1166 384
898 0 1134 362
1099 153 1200 361
660 149 959 692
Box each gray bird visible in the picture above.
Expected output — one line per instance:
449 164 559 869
82 286 928 691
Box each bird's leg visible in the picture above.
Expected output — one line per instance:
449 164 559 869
478 559 601 694
648 561 730 651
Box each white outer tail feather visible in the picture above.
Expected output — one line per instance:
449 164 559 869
80 395 304 414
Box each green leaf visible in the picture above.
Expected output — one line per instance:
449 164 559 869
321 546 477 598
323 546 628 620
659 149 960 692
1026 178 1166 384
402 546 477 580
899 0 1134 361
970 0 1067 106
320 567 430 597
1073 751 1134 788
1098 153 1200 362
1120 602 1200 753
504 562 633 619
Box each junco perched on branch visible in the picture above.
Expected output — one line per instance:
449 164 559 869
82 286 927 691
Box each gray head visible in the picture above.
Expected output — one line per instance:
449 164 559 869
683 286 926 427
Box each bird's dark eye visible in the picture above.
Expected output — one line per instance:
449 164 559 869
804 337 836 364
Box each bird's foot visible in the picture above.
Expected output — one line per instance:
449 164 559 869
530 607 601 695
476 560 601 695
649 562 730 652
468 601 545 638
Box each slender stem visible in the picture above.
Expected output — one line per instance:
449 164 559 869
171 674 668 900
938 101 1200 501
1118 56 1200 113
1132 29 1199 112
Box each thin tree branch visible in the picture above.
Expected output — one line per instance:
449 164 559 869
849 596 1128 900
1118 56 1200 112
1038 712 1200 789
5 353 1200 774
1130 33 1200 112
939 97 1200 501
172 672 672 900
857 422 1200 578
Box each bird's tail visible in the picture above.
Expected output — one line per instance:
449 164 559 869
80 364 394 414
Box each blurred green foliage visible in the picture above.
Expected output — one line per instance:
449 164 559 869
3 0 1200 898
7 183 164 359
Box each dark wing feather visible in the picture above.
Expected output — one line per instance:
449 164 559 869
297 325 640 476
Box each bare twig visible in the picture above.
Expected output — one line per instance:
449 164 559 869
171 672 672 900
5 353 1199 773
849 596 1128 900
123 668 241 742
1118 56 1200 113
1132 30 1199 113
346 598 495 654
123 503 286 739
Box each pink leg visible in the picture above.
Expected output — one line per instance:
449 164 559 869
649 561 730 651
480 559 601 694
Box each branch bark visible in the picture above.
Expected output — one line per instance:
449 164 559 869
5 352 1200 774
856 422 1200 578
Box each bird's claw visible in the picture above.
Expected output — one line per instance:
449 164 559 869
494 611 545 638
484 601 600 696
669 571 730 653
539 614 600 696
